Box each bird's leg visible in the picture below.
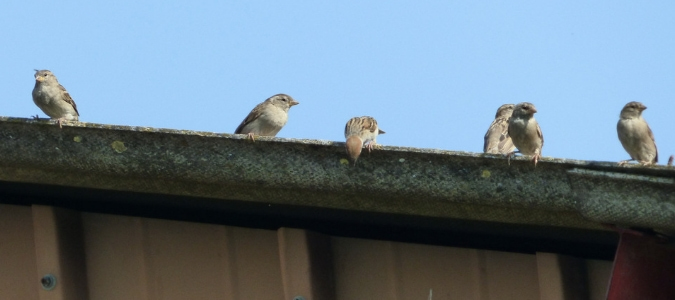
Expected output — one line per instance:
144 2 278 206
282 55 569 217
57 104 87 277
618 159 633 166
506 151 519 166
532 153 540 167
32 115 40 120
366 141 377 153
639 160 655 166
57 118 65 129
247 133 256 142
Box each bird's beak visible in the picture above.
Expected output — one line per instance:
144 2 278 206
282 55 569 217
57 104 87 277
290 100 299 106
531 107 538 114
35 76 44 82
378 129 385 134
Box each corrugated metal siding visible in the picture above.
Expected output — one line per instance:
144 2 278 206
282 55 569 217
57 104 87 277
0 204 612 300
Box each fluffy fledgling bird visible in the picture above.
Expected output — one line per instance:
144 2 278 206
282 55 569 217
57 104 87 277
484 104 516 154
234 94 299 141
32 70 79 127
508 102 543 166
344 116 385 165
616 101 658 165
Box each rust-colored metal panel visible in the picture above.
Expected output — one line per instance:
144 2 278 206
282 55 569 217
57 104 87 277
81 213 284 300
81 213 150 300
0 206 617 300
0 204 39 300
536 252 588 300
473 249 540 300
32 205 89 300
225 226 285 299
332 237 542 300
278 228 335 300
586 259 612 300
141 218 236 300
393 243 485 299
332 238 399 299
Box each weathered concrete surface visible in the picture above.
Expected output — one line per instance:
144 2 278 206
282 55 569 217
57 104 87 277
0 117 673 232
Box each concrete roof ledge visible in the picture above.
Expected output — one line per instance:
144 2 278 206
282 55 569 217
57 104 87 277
1 117 673 232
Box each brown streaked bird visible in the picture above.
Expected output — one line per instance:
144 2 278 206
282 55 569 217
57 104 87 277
617 101 658 165
31 69 80 128
484 104 515 154
344 116 385 165
508 102 543 166
234 94 299 141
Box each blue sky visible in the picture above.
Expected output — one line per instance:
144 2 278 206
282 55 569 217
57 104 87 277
3 1 674 163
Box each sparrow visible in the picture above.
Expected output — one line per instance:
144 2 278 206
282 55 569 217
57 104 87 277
32 70 80 128
508 102 543 166
234 94 299 141
344 116 385 165
616 101 658 165
484 104 516 154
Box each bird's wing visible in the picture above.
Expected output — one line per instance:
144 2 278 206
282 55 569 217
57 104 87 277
60 84 79 115
484 117 511 153
647 124 658 163
537 122 544 150
345 117 379 137
234 103 265 134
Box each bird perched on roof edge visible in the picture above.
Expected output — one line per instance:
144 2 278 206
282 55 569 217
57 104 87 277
235 94 299 141
508 102 543 166
617 101 658 165
344 116 385 165
484 104 515 154
32 69 80 128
